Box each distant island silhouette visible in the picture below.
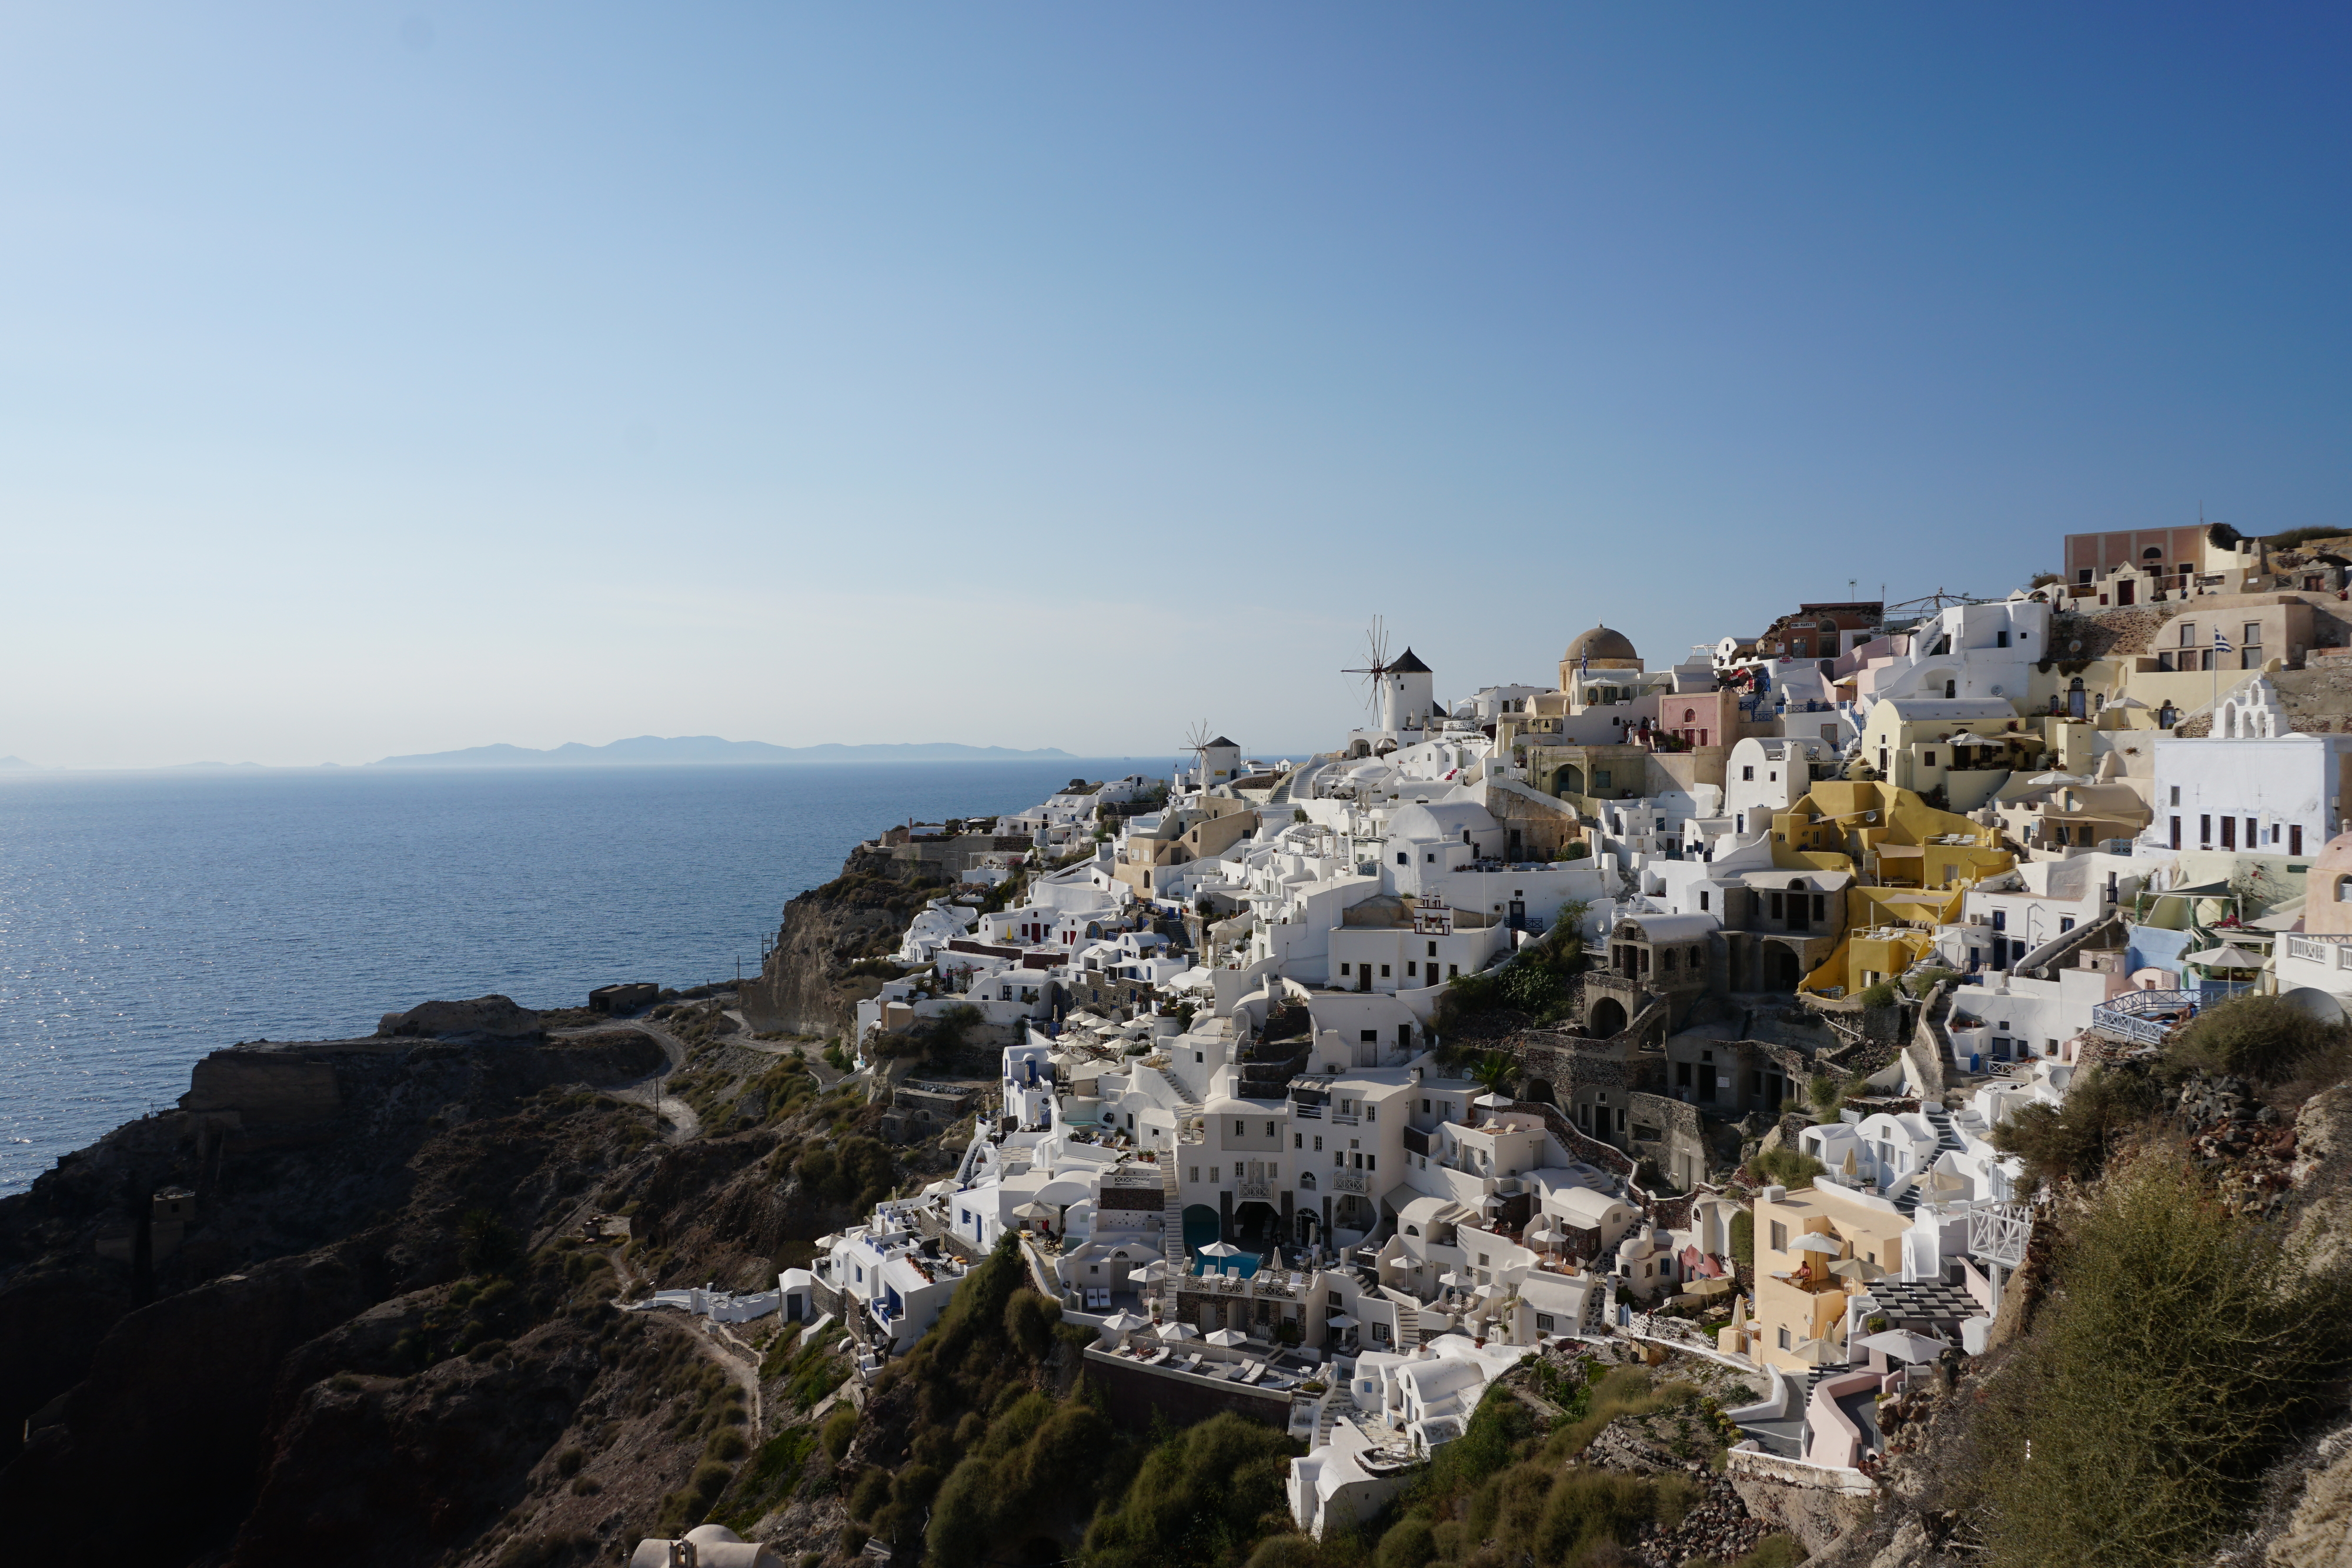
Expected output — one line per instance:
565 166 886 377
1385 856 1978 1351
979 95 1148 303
368 735 1075 767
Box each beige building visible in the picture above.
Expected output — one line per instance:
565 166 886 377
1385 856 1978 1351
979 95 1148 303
1856 698 2043 811
1744 1181 1913 1376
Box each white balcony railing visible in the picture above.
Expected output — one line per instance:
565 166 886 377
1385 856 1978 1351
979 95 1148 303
1332 1170 1371 1195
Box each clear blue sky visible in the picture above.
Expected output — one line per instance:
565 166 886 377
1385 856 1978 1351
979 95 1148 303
4 5 2346 766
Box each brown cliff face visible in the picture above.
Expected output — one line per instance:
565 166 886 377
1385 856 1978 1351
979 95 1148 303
0 1028 665 1567
739 848 953 1039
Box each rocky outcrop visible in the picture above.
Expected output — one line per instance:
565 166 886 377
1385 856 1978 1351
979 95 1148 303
0 1026 666 1566
378 993 544 1043
740 847 956 1038
2268 1427 2352 1567
181 1049 343 1127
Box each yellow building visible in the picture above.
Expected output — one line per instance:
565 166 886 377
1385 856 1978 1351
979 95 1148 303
1759 780 2012 995
1769 780 2012 890
1743 1181 1915 1376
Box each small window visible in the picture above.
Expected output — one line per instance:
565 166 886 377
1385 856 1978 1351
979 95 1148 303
1778 1326 1792 1350
1396 852 1407 865
1770 1221 1788 1252
1536 1312 1556 1333
1339 963 1351 975
1742 765 1755 781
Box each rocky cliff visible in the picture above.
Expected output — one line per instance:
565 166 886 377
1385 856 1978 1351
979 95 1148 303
0 994 940 1568
739 847 957 1039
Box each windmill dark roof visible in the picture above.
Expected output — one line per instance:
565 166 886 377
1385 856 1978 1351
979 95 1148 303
1208 736 1238 748
1388 648 1432 673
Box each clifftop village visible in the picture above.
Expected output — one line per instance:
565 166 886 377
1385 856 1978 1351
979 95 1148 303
669 521 2352 1550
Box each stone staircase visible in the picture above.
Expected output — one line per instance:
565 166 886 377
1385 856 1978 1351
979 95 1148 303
1157 1168 1188 1318
1923 1106 1967 1155
1395 1300 1424 1348
1142 1061 1202 1111
1315 1395 1348 1447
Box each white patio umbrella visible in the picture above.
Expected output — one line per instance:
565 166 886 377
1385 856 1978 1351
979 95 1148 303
1204 1328 1249 1347
1197 1239 1247 1276
2186 944 2267 969
1859 1329 1950 1365
1156 1322 1201 1340
1827 1256 1889 1283
1325 1313 1358 1330
1438 1271 1468 1290
1098 1310 1152 1339
1789 1337 1845 1367
1137 1259 1171 1283
1793 1233 1846 1255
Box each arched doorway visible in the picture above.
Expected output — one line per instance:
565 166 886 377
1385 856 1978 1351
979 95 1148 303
1555 764 1585 798
1769 948 1802 991
1182 1203 1222 1256
1295 1208 1320 1248
1232 1201 1279 1253
2068 677 2087 720
1587 997 1627 1037
1521 1077 1556 1105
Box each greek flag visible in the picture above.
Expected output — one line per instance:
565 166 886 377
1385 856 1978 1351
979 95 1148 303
2214 628 2233 653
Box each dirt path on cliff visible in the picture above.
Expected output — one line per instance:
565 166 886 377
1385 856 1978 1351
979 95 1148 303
555 1020 703 1142
722 1008 852 1088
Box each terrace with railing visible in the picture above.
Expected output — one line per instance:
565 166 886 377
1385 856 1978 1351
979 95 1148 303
2089 987 2199 1047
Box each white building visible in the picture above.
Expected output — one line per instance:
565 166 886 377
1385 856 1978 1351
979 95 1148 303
2144 683 2352 858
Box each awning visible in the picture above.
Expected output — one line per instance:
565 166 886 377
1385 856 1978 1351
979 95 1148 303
2149 881 2235 899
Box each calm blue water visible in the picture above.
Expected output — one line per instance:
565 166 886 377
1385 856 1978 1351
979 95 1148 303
0 760 1150 1194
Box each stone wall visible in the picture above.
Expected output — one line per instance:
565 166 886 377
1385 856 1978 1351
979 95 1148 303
1078 1346 1297 1430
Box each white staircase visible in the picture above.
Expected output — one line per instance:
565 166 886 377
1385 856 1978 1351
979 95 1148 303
1158 1169 1187 1318
1395 1300 1424 1347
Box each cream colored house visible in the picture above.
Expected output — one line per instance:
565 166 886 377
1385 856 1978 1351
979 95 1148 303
1743 1180 1913 1376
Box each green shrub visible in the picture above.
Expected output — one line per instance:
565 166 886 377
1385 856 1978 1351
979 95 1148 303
1990 1065 2163 1190
1906 966 1958 998
1374 1515 1437 1568
796 1136 897 1211
2164 994 2350 1082
1744 1148 1824 1189
1729 1210 1753 1265
1977 1159 2352 1566
1078 1413 1301 1568
821 1401 858 1461
554 1446 584 1477
1857 980 1899 1008
715 1428 816 1530
848 1466 892 1521
459 1209 522 1276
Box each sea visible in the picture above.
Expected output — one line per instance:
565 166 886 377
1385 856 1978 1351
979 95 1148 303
0 758 1154 1195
